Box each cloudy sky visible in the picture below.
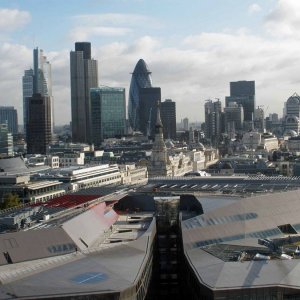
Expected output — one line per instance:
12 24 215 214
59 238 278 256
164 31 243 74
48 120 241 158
0 0 300 125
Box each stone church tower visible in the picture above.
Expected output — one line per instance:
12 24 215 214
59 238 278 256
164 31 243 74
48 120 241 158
148 102 173 177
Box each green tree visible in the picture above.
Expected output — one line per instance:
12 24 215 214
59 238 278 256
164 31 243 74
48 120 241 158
0 193 21 210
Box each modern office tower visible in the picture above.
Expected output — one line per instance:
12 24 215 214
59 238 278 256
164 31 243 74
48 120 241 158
139 87 161 138
225 80 255 122
23 48 53 137
70 42 98 144
183 118 189 131
22 68 34 136
90 87 126 145
26 93 51 154
224 102 244 134
204 99 223 145
128 59 153 132
161 99 176 140
0 124 13 157
285 93 300 117
0 106 18 135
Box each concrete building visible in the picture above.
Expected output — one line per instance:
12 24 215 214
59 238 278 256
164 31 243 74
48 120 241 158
26 93 51 154
0 106 18 135
70 42 98 143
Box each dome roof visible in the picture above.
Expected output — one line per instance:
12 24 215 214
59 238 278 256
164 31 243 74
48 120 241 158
284 129 298 137
286 116 299 123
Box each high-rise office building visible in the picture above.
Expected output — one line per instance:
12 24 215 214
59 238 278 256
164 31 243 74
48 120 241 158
26 93 51 154
225 80 255 121
0 106 18 135
161 99 176 140
22 48 54 137
0 124 13 157
204 99 223 145
224 102 244 133
183 118 189 131
90 87 126 145
139 87 161 138
128 59 153 132
70 42 98 143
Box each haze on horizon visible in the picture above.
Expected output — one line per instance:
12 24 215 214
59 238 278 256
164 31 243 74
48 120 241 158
0 0 299 125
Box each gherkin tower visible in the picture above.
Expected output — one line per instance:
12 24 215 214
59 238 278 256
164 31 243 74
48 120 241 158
128 59 152 131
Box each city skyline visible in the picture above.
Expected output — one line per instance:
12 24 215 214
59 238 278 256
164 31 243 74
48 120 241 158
1 0 300 124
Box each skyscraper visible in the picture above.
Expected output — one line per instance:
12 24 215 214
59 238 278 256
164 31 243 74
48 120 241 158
70 42 98 143
139 87 161 138
161 99 176 140
0 106 18 135
128 59 153 132
22 48 53 137
90 87 126 145
204 99 223 145
26 93 51 154
225 80 255 121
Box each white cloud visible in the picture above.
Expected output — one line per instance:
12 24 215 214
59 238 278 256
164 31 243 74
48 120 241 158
248 3 262 14
0 8 31 32
69 13 161 42
265 0 300 38
70 26 131 40
72 13 160 28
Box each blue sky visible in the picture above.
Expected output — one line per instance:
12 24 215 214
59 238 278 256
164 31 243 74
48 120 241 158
0 0 299 124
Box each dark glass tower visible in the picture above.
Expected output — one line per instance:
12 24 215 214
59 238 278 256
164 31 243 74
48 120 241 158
161 99 176 140
128 59 152 132
70 42 98 143
139 87 161 138
26 93 51 154
226 80 255 122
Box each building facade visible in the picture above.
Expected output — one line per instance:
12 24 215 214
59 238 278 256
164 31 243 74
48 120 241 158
226 80 255 122
26 93 51 154
0 106 18 135
90 87 126 145
70 42 98 143
0 124 13 157
128 59 153 132
224 102 244 134
161 99 176 140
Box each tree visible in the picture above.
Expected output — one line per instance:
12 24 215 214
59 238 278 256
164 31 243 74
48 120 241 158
0 193 21 210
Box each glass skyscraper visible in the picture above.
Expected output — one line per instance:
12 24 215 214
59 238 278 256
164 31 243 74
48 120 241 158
70 42 98 143
0 106 18 135
22 48 53 137
90 87 126 145
128 59 152 132
225 80 255 122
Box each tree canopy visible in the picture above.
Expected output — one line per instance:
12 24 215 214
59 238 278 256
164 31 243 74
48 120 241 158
0 193 21 210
